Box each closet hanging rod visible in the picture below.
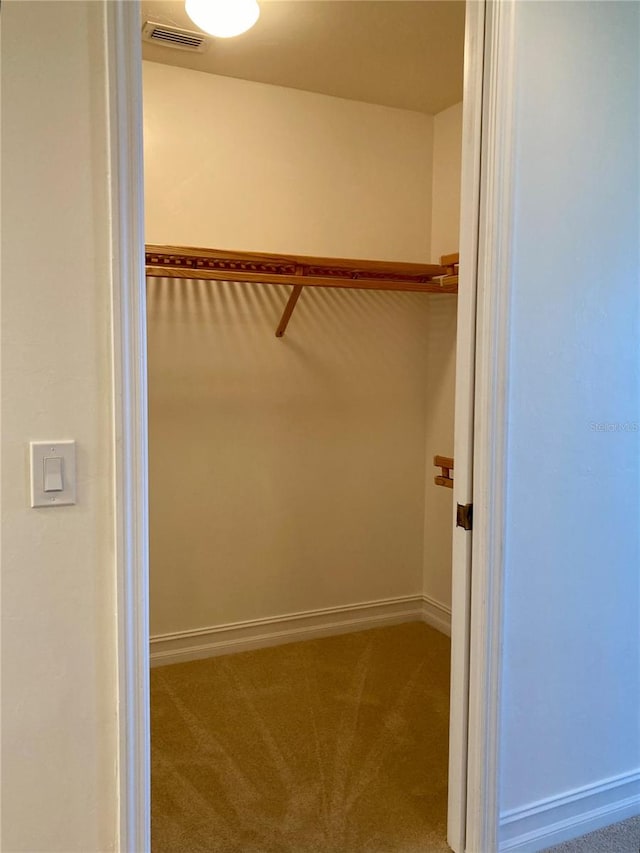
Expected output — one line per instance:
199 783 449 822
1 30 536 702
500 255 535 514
145 245 458 336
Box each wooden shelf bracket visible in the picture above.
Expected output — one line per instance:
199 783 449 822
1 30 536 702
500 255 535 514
276 267 305 337
434 455 454 488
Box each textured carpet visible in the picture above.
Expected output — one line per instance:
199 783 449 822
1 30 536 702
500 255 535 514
542 815 640 852
151 622 452 852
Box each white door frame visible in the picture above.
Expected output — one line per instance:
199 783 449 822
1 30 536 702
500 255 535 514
465 2 517 850
448 3 518 850
106 2 517 851
106 2 150 850
447 0 486 848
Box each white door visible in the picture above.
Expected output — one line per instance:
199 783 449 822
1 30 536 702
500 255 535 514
447 2 486 851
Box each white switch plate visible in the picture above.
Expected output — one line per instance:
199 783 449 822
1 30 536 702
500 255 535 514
30 440 76 507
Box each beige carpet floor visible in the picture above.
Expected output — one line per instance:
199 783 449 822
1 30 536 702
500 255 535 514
151 622 452 853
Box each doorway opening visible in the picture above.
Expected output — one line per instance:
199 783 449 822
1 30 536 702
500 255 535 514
133 2 476 850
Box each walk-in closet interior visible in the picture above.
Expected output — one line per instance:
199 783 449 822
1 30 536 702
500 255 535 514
142 2 465 850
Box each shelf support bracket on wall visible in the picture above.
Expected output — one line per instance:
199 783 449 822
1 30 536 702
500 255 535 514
276 266 305 337
434 455 454 488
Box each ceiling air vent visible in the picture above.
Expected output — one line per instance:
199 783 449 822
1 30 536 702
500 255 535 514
142 21 207 53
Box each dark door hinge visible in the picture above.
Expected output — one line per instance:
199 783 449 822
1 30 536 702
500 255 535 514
456 503 473 531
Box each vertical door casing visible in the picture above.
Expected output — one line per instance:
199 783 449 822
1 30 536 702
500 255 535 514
447 2 486 851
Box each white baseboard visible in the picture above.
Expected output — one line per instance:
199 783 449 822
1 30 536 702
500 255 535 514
499 769 640 852
150 593 451 667
422 593 452 636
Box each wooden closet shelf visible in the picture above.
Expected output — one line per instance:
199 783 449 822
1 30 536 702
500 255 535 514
145 245 459 337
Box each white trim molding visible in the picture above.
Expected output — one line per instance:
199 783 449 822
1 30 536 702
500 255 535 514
150 595 452 667
422 594 452 637
105 1 150 851
499 770 640 852
447 0 486 849
465 0 518 851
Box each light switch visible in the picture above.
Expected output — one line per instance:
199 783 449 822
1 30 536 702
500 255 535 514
30 441 76 507
43 456 64 492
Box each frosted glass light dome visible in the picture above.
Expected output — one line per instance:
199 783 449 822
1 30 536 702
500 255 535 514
185 0 260 38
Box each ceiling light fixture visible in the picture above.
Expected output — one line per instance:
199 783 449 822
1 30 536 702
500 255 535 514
185 0 260 38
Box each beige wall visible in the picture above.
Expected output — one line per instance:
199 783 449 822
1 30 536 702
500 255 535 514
1 2 117 851
143 62 441 636
423 102 463 610
148 280 432 633
143 61 433 262
431 103 463 261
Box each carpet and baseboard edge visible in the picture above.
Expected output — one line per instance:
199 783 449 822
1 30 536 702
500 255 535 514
149 601 639 853
150 593 451 667
499 769 640 852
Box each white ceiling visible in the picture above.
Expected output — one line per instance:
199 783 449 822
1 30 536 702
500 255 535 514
140 1 465 115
